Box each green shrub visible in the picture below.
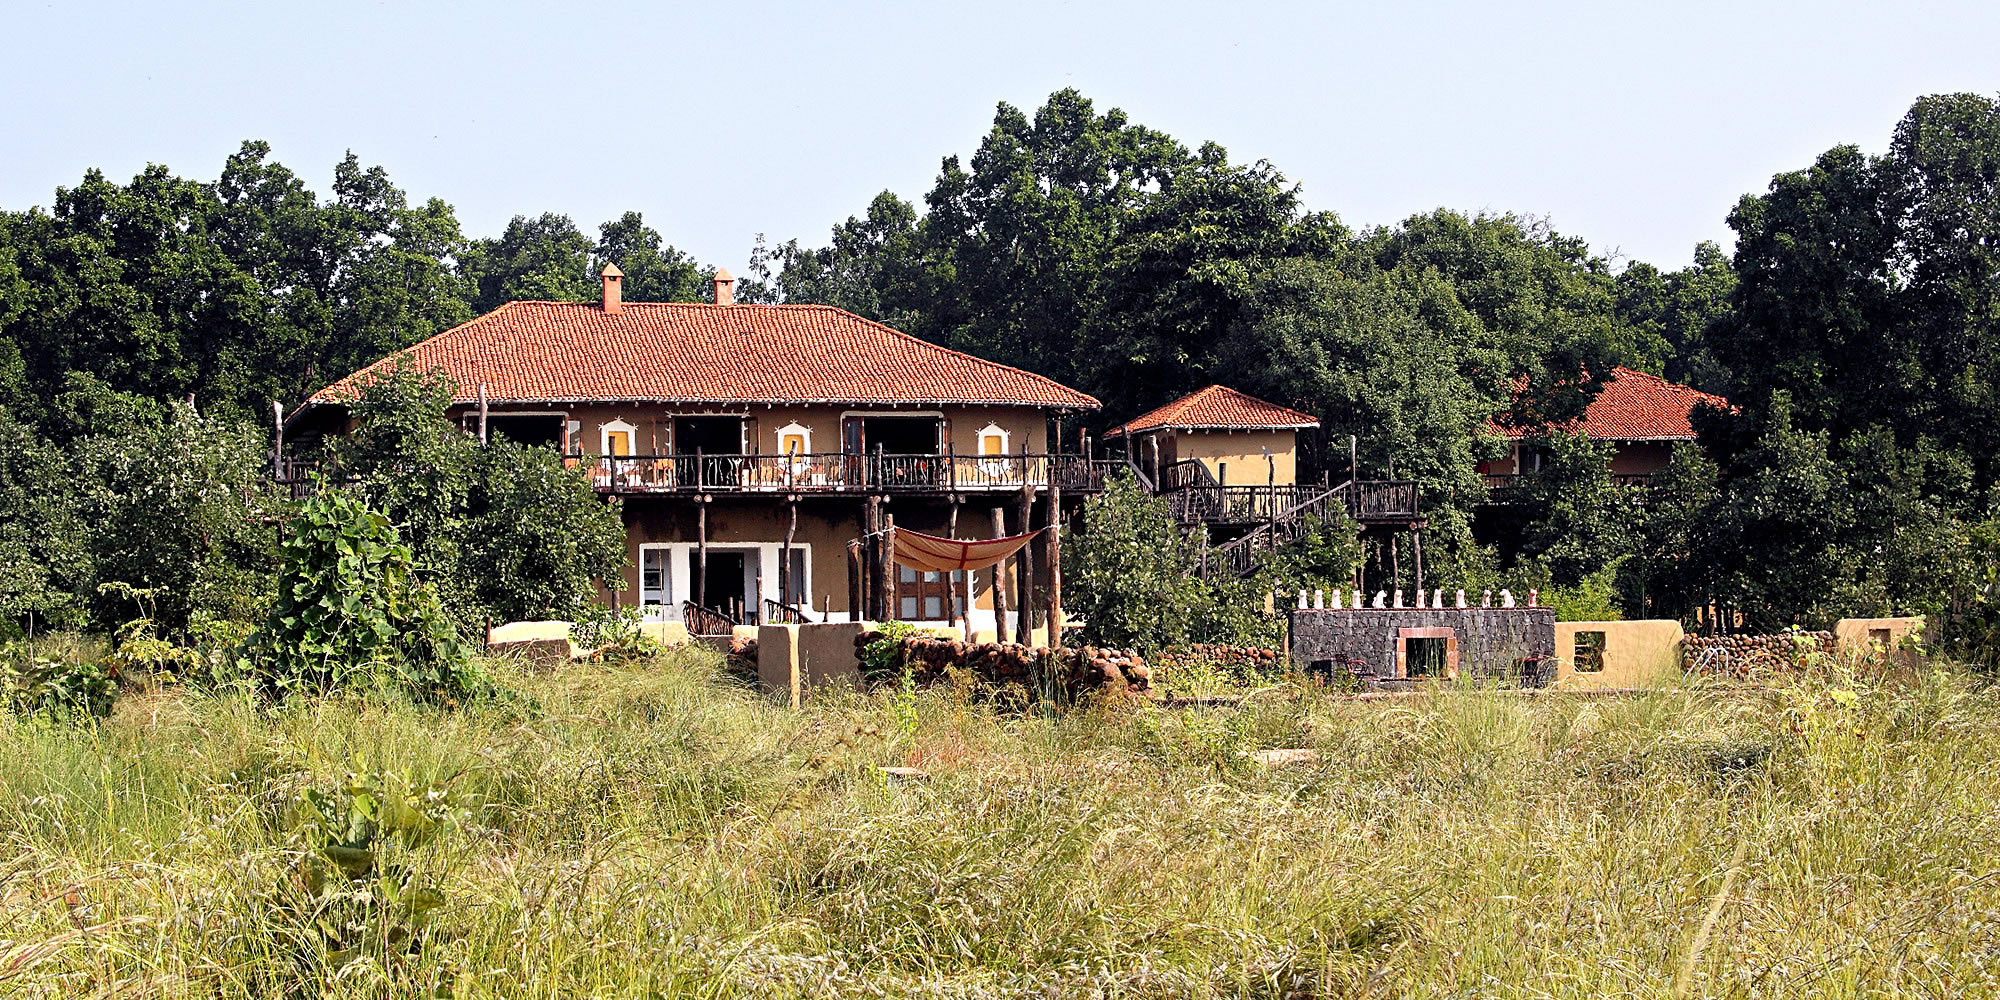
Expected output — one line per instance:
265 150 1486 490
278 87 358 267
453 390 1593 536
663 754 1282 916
238 489 489 703
858 619 925 682
0 645 117 718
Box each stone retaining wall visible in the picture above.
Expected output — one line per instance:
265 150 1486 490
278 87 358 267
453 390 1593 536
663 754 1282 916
1288 608 1557 683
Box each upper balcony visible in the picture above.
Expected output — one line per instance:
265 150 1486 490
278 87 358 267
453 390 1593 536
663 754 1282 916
571 451 1123 497
1481 472 1659 505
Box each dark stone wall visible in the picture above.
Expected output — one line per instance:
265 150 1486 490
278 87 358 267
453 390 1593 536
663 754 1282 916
1288 608 1556 679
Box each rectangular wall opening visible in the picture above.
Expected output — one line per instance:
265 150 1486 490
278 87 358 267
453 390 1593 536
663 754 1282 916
1406 637 1449 677
1573 631 1607 673
1396 626 1459 679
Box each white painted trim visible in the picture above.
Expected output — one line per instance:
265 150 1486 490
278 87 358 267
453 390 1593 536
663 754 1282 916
633 541 814 623
600 418 637 457
775 421 812 457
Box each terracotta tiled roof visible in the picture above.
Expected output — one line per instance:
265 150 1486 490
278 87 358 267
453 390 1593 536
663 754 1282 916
1106 385 1319 438
304 301 1100 410
1499 367 1729 441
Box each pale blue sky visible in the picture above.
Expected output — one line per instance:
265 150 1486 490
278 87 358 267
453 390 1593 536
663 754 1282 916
2 1 1995 274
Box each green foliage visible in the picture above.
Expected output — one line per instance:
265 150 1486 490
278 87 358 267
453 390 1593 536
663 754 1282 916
1540 561 1627 622
0 389 281 635
289 762 468 970
340 359 627 630
1519 431 1639 589
858 619 925 681
239 489 484 703
570 605 669 663
0 644 117 719
1064 474 1213 650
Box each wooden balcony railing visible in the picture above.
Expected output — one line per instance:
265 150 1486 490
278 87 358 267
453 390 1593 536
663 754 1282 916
1164 480 1420 527
571 452 1121 495
1482 472 1659 504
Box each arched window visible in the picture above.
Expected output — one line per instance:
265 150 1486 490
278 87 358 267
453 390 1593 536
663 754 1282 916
977 422 1011 477
600 418 636 457
775 421 811 457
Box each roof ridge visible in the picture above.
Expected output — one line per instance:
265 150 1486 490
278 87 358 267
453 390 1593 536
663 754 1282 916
302 297 1101 410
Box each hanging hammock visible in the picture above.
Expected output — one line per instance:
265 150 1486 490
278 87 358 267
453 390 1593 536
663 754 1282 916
891 527 1046 574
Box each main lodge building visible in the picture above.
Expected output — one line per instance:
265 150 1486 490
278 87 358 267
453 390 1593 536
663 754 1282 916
289 266 1115 638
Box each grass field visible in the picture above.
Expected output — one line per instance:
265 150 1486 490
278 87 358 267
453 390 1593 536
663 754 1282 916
3 647 1999 998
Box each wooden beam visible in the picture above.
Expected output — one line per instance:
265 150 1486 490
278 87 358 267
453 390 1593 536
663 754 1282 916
780 498 797 610
1047 476 1063 648
847 540 865 623
1016 482 1037 643
864 496 882 620
882 511 898 622
695 500 708 611
990 506 1012 645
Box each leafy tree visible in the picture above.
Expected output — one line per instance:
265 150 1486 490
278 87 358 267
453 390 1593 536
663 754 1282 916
338 358 626 629
462 212 597 313
1077 144 1343 416
1714 93 2000 487
240 489 483 702
0 378 280 636
594 212 710 302
1517 431 1637 589
1064 474 1211 650
1614 241 1737 391
462 440 627 623
755 192 924 328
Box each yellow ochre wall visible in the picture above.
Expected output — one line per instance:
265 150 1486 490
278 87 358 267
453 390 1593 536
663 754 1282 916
1553 619 1686 690
1153 428 1300 486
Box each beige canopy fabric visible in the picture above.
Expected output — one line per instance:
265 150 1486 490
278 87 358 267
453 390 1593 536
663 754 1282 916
891 527 1045 574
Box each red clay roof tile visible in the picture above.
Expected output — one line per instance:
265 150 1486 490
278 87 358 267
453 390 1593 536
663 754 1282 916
1106 385 1319 438
306 301 1101 410
1500 367 1729 441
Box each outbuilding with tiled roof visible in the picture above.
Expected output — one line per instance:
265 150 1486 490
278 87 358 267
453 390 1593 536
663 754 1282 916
1495 367 1728 443
1110 385 1320 490
1107 384 1319 438
1481 367 1731 488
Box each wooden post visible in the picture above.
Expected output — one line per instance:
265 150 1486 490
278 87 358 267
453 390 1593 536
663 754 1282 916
1016 483 1037 643
696 500 709 611
270 400 284 481
1046 479 1063 648
946 499 961 632
1390 534 1400 594
1350 434 1358 484
882 511 898 621
864 496 882 620
1412 528 1424 598
780 499 797 610
847 540 865 624
1267 451 1277 534
477 382 489 445
990 507 1012 645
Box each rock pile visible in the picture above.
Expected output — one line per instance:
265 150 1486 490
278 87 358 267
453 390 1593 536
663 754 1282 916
1152 644 1282 671
1683 631 1837 676
854 631 1154 699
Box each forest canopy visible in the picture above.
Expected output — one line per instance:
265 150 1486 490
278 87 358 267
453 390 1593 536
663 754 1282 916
4 89 2000 641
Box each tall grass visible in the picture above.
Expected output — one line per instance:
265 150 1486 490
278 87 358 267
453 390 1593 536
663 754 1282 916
3 648 1999 997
